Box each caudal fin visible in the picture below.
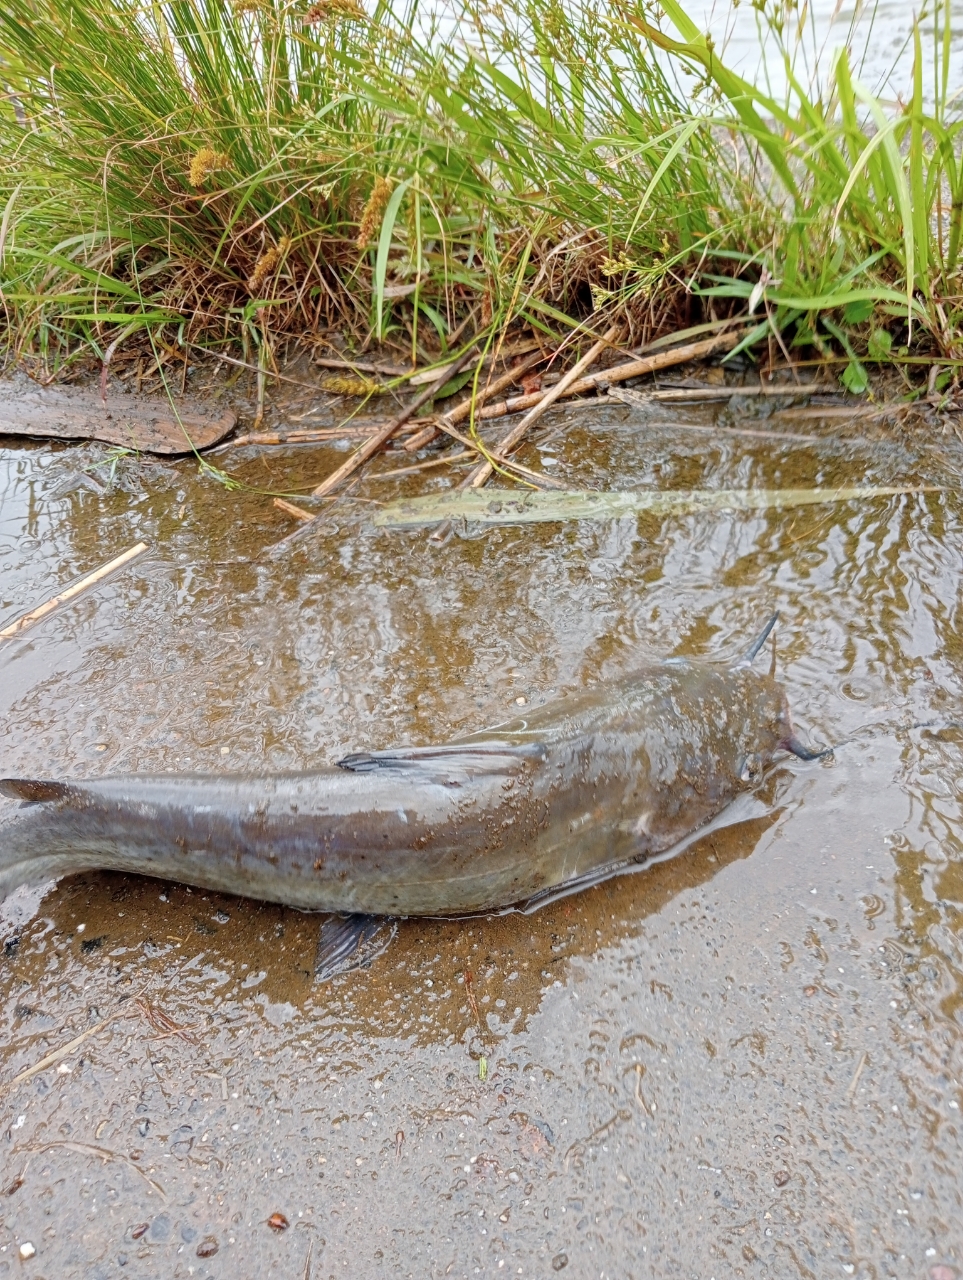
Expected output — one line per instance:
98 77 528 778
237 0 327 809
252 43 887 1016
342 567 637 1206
0 779 71 802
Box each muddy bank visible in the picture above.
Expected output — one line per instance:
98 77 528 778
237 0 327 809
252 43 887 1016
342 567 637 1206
2 397 963 1278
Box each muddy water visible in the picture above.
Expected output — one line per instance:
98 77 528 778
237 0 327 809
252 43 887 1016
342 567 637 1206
2 396 963 1279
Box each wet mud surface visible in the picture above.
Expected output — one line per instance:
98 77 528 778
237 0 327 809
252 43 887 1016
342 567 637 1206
2 392 963 1278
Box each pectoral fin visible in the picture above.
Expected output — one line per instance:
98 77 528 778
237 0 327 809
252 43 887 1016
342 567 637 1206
337 741 546 786
314 913 398 982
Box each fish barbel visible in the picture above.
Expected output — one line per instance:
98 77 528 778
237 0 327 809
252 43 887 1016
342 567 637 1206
0 617 819 916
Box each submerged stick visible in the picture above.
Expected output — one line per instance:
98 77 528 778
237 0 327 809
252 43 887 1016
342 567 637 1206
404 349 546 452
273 497 315 521
0 542 149 640
312 347 478 498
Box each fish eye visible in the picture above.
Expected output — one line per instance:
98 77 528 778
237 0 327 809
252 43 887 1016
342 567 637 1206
740 753 762 784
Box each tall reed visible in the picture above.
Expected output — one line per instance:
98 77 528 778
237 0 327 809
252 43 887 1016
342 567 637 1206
0 0 959 379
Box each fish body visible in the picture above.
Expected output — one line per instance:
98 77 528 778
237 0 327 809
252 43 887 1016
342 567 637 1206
0 644 800 916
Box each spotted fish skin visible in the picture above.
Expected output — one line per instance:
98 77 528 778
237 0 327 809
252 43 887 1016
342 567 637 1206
0 657 795 916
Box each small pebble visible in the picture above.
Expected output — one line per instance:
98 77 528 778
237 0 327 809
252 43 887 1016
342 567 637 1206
551 1254 568 1271
129 1223 149 1240
19 1243 36 1260
515 696 527 705
773 1169 790 1187
196 1237 219 1258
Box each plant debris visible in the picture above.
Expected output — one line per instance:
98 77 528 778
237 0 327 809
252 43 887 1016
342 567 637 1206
374 485 940 529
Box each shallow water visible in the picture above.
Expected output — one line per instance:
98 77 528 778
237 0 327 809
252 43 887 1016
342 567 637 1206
700 0 963 102
2 393 963 1279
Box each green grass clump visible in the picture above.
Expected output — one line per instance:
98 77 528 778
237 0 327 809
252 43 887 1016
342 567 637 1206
0 0 960 386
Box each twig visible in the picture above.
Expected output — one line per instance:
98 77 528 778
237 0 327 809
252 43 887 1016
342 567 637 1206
2 1015 118 1093
188 343 335 392
846 1051 868 1099
369 450 476 479
273 497 316 521
135 996 199 1044
466 327 753 427
23 1141 165 1197
634 1063 649 1116
0 542 149 640
313 356 411 376
612 384 823 402
311 347 478 498
607 390 821 444
415 418 567 488
215 424 394 450
772 404 905 421
464 324 621 492
404 350 546 451
485 456 567 489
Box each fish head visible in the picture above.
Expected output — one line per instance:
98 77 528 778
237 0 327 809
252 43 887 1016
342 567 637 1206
733 668 832 778
727 667 796 785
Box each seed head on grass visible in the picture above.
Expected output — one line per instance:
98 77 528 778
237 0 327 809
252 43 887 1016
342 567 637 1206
591 283 615 311
248 236 291 293
305 0 365 21
188 147 230 187
357 176 393 249
601 250 638 278
320 374 383 396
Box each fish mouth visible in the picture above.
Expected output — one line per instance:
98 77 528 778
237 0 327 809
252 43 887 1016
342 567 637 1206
780 733 833 761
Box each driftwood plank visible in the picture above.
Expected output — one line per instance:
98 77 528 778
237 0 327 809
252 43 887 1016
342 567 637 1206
0 382 235 454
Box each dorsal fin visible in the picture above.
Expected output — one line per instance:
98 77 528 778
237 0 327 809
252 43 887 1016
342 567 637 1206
0 778 71 802
732 612 779 670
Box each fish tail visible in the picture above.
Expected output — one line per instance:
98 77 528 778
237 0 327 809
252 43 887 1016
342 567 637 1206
0 778 71 802
0 779 92 904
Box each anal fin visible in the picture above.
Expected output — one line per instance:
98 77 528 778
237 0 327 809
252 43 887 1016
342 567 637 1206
314 913 397 983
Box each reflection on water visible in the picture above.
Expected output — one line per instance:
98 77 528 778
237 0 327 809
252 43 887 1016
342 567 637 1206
2 398 963 1278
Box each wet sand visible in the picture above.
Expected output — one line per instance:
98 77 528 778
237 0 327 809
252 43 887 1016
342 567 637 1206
2 392 962 1278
